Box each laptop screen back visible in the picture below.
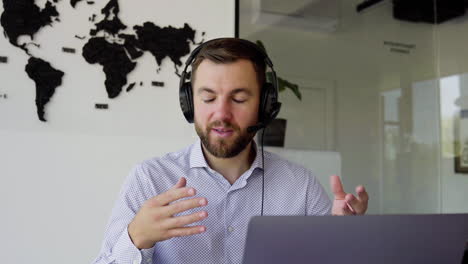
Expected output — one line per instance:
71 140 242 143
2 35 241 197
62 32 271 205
243 214 468 264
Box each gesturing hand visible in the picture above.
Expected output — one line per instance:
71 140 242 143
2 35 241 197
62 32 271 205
128 177 208 249
330 175 368 215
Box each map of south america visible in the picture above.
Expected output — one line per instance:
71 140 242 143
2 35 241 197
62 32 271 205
25 57 64 122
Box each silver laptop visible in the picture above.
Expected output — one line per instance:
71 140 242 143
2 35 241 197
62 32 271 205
242 214 468 264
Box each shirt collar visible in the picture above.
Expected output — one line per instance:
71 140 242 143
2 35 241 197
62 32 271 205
189 139 210 169
250 141 264 171
189 139 264 171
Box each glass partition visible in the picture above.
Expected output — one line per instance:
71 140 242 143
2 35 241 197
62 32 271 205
239 0 468 214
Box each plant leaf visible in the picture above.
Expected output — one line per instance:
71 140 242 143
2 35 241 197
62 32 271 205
278 77 301 100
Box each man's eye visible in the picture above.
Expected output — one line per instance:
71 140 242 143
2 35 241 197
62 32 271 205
203 98 215 103
233 98 247 103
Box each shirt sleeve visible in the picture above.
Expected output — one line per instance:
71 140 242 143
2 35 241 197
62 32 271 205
306 170 332 216
91 164 156 264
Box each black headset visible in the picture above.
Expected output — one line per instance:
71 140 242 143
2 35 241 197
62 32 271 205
179 38 282 133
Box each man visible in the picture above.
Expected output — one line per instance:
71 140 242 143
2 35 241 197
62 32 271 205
92 38 369 264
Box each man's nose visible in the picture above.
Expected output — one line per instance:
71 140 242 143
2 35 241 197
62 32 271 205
213 98 233 121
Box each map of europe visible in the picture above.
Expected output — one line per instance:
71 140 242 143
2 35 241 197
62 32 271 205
1 0 200 121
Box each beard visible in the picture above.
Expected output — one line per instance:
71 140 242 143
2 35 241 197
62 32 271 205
195 119 254 158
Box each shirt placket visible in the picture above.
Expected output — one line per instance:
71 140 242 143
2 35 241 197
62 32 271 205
224 189 235 264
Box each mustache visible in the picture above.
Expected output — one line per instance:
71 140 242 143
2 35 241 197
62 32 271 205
208 120 240 131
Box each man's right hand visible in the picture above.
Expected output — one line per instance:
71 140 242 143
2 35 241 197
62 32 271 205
128 177 208 249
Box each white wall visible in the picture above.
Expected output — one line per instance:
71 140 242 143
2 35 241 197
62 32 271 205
0 1 235 263
0 131 196 264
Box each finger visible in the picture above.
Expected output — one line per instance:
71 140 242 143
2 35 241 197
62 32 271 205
336 200 354 216
346 203 356 214
345 194 360 214
164 210 208 229
150 187 196 207
330 175 346 199
164 197 208 217
356 185 369 203
353 186 369 215
170 177 186 190
164 225 207 239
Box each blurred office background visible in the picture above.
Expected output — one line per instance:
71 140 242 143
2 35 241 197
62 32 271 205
239 0 468 214
2 1 468 264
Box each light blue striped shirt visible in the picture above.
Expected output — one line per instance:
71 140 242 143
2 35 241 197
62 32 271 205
92 140 331 264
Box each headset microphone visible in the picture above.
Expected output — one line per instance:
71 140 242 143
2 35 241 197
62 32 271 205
247 123 265 133
247 101 282 133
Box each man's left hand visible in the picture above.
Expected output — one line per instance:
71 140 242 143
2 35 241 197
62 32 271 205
330 175 369 215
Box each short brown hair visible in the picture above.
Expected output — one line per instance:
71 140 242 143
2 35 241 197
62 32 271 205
190 38 266 88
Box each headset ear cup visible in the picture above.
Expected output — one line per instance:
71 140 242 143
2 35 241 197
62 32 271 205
186 83 194 122
179 82 194 123
259 82 277 125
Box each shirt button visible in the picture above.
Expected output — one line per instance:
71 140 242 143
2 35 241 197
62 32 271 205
146 258 152 263
228 226 234 232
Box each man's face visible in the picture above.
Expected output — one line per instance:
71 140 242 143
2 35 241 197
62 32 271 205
193 59 260 158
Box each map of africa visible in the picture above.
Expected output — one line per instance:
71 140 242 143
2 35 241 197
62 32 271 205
0 0 200 121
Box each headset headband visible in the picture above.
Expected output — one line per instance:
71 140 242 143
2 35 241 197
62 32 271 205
180 38 277 89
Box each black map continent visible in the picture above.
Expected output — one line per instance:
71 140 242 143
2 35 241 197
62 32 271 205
83 37 136 98
25 57 64 122
132 22 195 70
89 0 126 36
83 0 197 99
1 0 59 53
0 0 200 121
70 0 83 8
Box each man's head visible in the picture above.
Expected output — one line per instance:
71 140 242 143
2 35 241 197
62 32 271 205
190 38 267 158
190 39 267 88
